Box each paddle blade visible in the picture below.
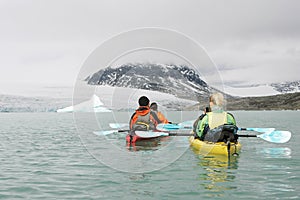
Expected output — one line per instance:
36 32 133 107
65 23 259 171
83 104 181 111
258 130 291 143
156 124 181 131
135 131 169 138
156 120 193 131
93 130 117 136
178 120 194 128
109 123 129 129
93 129 129 136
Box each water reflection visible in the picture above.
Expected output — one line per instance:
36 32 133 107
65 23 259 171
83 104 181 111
193 149 239 196
259 147 292 158
126 136 172 152
103 130 167 152
127 138 162 151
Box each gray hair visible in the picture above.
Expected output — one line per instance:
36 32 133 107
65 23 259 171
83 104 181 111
209 93 224 106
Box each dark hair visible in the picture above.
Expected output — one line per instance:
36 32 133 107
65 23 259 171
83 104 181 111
150 102 158 111
138 96 150 106
205 107 211 113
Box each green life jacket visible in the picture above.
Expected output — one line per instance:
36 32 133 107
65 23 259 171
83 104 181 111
196 111 236 140
207 112 227 129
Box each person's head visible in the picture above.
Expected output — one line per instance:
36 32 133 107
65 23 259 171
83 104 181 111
209 92 224 107
138 96 150 106
150 102 158 111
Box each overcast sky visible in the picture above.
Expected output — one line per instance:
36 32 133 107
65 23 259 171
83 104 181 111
0 0 299 96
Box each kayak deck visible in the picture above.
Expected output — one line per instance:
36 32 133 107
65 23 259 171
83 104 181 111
189 136 241 156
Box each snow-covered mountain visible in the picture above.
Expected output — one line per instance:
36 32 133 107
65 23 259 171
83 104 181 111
86 63 212 100
224 80 300 97
86 63 300 99
271 81 300 94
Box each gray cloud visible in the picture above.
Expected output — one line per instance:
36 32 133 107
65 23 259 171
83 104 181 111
0 0 299 95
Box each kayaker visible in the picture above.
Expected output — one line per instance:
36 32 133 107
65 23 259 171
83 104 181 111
129 96 159 132
150 102 169 124
193 92 238 143
192 106 210 134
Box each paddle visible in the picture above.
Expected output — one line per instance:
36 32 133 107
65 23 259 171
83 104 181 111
134 129 193 138
94 128 291 143
134 130 291 143
97 126 275 136
93 129 129 136
238 127 275 133
100 120 291 143
109 123 128 129
98 125 189 136
238 131 291 143
109 120 195 130
157 123 276 134
94 127 192 136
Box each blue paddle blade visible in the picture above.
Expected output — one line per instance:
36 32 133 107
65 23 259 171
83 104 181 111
245 128 275 133
178 120 194 127
156 124 181 130
93 130 122 136
258 131 291 143
156 120 194 131
109 123 128 129
93 130 113 136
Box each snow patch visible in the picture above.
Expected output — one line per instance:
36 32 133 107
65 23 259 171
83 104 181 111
224 85 280 97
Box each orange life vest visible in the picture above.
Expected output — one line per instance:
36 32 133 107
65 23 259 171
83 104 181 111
129 106 158 130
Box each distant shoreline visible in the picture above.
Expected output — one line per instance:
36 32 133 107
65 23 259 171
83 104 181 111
1 92 299 113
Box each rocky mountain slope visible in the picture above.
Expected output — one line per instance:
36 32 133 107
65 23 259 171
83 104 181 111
227 92 300 110
187 92 300 111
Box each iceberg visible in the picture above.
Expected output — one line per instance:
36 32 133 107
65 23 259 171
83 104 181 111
56 94 111 113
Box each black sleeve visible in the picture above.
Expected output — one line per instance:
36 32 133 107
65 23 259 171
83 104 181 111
192 114 206 133
227 112 236 124
198 114 206 120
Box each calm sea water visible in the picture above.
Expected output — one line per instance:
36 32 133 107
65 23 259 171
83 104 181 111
0 111 299 200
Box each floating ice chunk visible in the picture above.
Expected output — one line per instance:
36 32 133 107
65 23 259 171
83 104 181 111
57 94 111 113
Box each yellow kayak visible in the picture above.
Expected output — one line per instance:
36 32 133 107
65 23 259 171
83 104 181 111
189 136 241 157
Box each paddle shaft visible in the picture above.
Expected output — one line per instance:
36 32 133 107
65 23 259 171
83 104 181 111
99 128 289 143
117 130 130 133
238 134 257 138
168 133 193 136
167 133 258 137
